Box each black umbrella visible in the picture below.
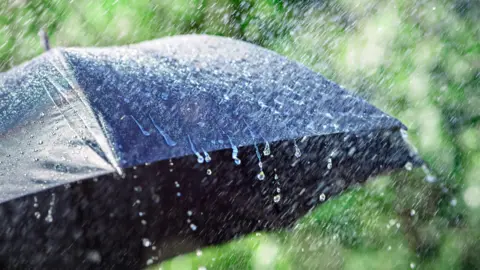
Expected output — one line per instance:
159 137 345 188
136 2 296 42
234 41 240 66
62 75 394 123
0 35 421 269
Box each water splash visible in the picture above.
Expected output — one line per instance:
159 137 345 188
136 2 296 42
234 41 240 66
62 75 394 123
149 115 177 146
130 115 151 136
227 136 241 165
188 135 204 163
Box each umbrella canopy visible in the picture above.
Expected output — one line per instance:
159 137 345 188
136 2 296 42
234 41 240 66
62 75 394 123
0 35 421 269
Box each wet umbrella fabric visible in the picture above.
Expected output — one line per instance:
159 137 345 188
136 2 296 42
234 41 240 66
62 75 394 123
0 35 419 269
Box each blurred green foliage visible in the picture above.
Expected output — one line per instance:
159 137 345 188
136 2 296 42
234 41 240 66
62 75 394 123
1 0 478 269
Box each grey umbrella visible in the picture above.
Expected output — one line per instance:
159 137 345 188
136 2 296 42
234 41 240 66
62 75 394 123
0 35 421 269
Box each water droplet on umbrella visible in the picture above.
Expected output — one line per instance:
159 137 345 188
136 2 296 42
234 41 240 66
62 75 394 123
130 115 151 136
228 136 241 165
188 135 204 163
203 150 211 163
149 115 177 146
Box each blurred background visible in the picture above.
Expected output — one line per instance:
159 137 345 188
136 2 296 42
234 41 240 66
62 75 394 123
0 0 478 269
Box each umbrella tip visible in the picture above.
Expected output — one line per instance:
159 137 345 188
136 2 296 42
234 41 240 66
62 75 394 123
38 27 51 52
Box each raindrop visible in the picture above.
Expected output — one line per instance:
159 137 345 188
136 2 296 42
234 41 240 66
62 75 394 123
257 171 265 181
188 135 204 163
294 141 301 158
327 158 333 169
130 115 151 136
410 263 415 269
149 115 177 146
319 193 326 202
86 250 102 263
421 164 437 183
187 210 193 216
134 186 142 192
196 249 203 256
198 267 207 270
190 224 198 231
34 212 41 219
141 220 147 225
206 169 212 175
45 193 55 223
38 140 44 145
410 209 416 216
228 136 241 165
273 194 281 203
175 181 180 188
146 259 154 265
274 174 279 180
45 214 53 223
404 162 413 171
450 198 457 206
263 141 271 156
161 92 169 100
176 192 181 197
142 238 151 247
